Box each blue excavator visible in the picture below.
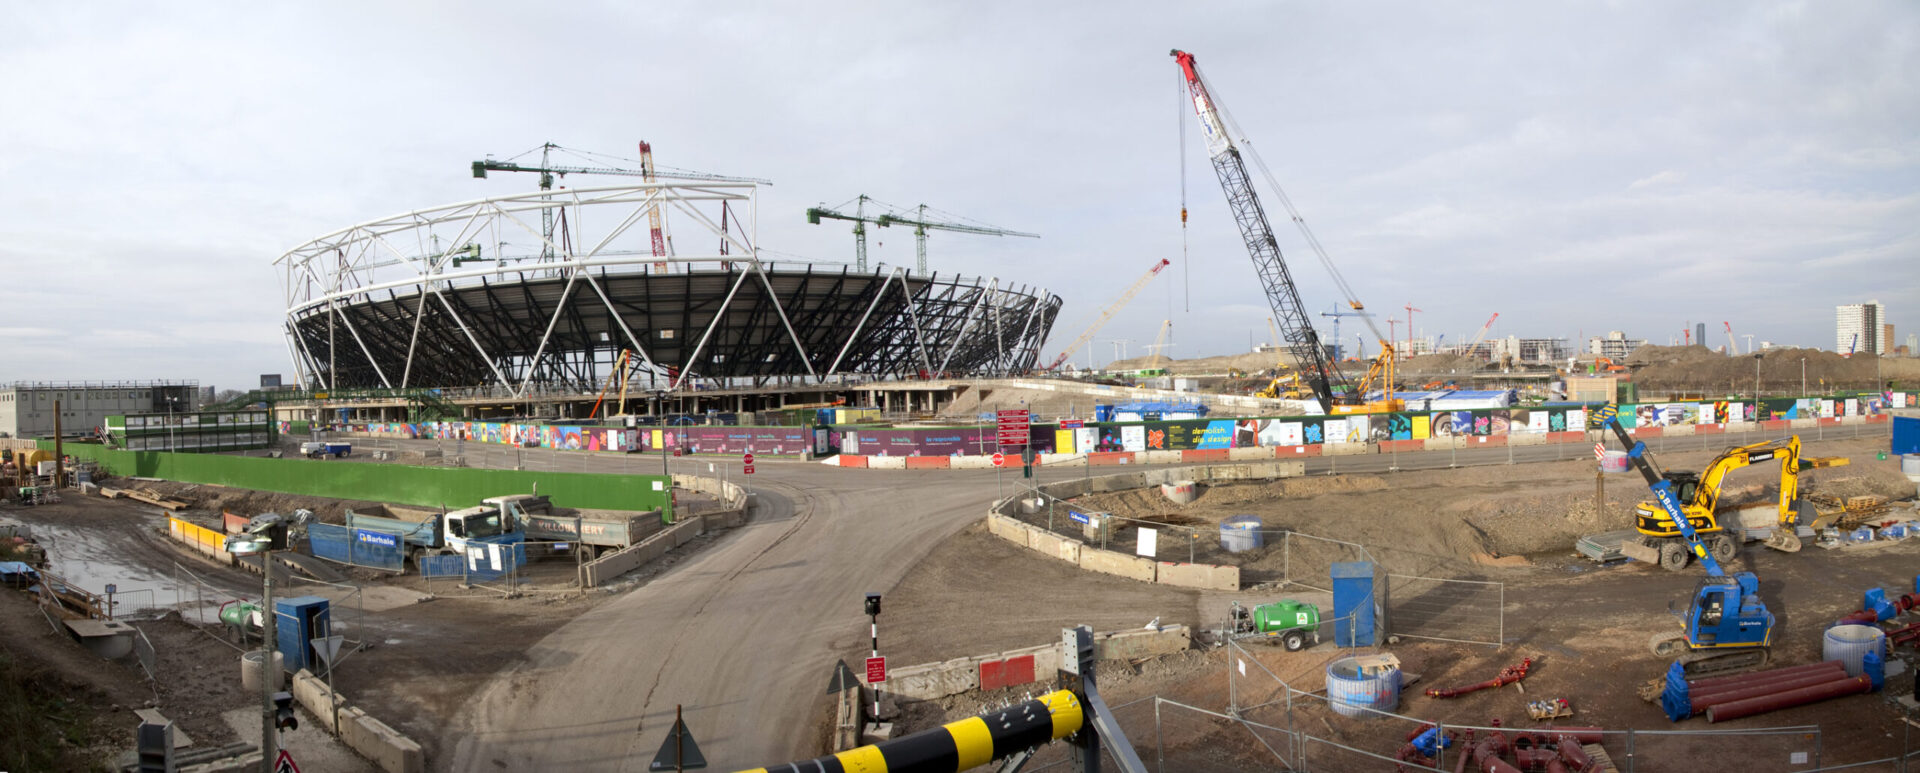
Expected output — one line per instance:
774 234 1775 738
1595 404 1774 677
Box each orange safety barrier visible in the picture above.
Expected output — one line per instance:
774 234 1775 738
1868 414 1890 423
1379 439 1425 453
838 454 869 468
1180 449 1230 463
1695 424 1725 435
1469 435 1507 447
1087 452 1134 466
1279 444 1322 457
1633 426 1664 438
1549 431 1587 443
1761 420 1791 430
904 456 950 469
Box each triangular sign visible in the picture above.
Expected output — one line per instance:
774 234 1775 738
273 748 302 773
311 635 344 666
649 716 707 770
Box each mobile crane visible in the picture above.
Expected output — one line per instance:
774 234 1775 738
1595 404 1774 677
1620 435 1849 567
1173 49 1355 415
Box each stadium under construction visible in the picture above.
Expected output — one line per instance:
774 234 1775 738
273 182 1061 421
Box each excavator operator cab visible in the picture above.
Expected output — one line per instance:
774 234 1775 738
1700 590 1725 628
1662 472 1701 505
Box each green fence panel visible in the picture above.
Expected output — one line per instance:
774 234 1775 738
44 442 672 519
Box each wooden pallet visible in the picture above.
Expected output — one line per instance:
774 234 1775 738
1583 743 1620 772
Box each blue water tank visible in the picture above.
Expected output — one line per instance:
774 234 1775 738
1331 562 1376 647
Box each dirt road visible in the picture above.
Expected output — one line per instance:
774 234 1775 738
448 463 1014 771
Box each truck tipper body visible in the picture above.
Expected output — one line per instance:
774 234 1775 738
484 494 656 554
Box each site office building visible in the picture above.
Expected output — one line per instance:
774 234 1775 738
0 381 200 439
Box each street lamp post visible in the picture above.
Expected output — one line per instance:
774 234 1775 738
165 396 179 451
1753 354 1762 400
1800 358 1807 398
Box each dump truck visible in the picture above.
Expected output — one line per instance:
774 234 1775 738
299 441 352 458
342 504 520 567
484 494 656 557
1227 599 1321 651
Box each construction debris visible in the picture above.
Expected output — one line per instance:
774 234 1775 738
1425 657 1533 698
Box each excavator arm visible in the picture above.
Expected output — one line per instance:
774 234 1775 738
1595 404 1724 576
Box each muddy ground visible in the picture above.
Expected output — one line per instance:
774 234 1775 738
1032 435 1917 582
881 436 1920 769
0 478 730 769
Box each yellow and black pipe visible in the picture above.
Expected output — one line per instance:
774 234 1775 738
738 690 1083 773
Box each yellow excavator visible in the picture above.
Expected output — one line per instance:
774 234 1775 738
1330 343 1405 414
1620 435 1848 570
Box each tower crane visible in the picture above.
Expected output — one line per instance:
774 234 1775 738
805 196 885 272
471 142 770 265
876 206 1038 274
1318 306 1372 361
1174 49 1387 414
1463 313 1500 359
1044 259 1171 371
1723 321 1739 355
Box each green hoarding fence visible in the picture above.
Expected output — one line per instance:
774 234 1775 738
44 442 672 520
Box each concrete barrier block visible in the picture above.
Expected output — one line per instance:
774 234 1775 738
1181 449 1229 463
1094 624 1191 660
1078 548 1155 582
1867 414 1890 423
1028 530 1082 563
671 520 701 547
1664 424 1695 436
904 456 950 469
1549 431 1586 444
1141 450 1182 465
1379 439 1424 453
289 669 346 733
350 711 426 773
1789 419 1816 429
1280 444 1323 456
1324 441 1373 455
887 660 978 700
987 514 1031 545
1039 453 1082 466
839 454 869 468
1088 452 1134 466
1423 437 1459 451
1154 562 1239 590
1228 446 1275 461
1632 426 1664 438
1273 461 1306 477
950 455 993 469
1507 433 1546 446
1842 416 1865 425
868 455 907 470
1693 424 1724 435
1093 473 1148 493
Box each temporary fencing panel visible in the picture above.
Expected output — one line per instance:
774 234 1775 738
306 522 405 573
1385 574 1505 647
417 541 525 583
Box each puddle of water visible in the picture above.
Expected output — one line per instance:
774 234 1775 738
19 518 244 624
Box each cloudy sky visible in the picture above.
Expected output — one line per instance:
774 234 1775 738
2 1 1915 391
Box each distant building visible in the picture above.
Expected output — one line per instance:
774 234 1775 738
1694 323 1706 347
1588 331 1645 360
0 380 200 439
1837 301 1886 354
1886 324 1896 355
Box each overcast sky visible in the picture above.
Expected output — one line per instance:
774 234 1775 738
2 1 1915 391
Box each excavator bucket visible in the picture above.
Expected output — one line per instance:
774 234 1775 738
1763 530 1803 552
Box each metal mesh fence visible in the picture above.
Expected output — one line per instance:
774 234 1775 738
419 541 527 595
1384 574 1504 646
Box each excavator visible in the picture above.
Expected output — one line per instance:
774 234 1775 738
1595 404 1774 678
1618 435 1848 569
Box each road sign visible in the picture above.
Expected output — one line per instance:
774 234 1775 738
1060 418 1084 429
273 749 302 773
311 635 344 666
744 452 754 465
744 464 755 475
648 713 708 771
866 656 888 683
1593 443 1606 460
992 452 1005 468
1068 511 1091 525
996 409 1031 447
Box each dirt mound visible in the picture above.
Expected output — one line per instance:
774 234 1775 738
1627 346 1920 392
1399 353 1485 376
115 478 394 525
1109 351 1287 375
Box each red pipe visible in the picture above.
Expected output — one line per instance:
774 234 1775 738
1706 675 1870 723
1697 667 1858 709
1472 740 1523 773
1837 609 1878 626
1532 726 1604 744
1546 761 1570 773
1687 660 1845 690
1513 747 1555 769
1697 667 1843 705
1426 657 1533 698
1555 736 1595 771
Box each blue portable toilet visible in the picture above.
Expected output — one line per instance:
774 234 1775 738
274 596 332 673
1331 562 1377 647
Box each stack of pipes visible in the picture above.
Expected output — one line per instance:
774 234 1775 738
1442 721 1606 773
1661 660 1871 723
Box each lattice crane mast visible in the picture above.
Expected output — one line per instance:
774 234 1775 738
805 195 885 272
471 141 770 266
1173 49 1371 414
1045 259 1171 371
1463 312 1500 358
876 205 1039 274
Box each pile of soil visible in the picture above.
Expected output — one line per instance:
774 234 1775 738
117 479 398 526
1039 436 1917 580
1628 345 1920 392
1398 352 1485 376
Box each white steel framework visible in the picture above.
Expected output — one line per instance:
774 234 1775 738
276 183 1059 393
